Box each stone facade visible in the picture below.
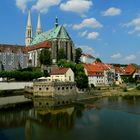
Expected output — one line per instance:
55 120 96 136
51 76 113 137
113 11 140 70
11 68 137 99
33 81 77 107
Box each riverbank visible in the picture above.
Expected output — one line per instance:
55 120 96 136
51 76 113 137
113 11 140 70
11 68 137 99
0 95 32 109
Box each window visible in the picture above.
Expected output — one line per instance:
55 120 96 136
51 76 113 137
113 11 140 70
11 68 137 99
58 87 60 90
46 87 49 90
62 87 64 90
39 88 41 90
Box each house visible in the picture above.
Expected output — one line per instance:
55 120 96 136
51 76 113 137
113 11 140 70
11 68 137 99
80 53 95 64
114 66 124 85
84 62 115 87
50 67 74 82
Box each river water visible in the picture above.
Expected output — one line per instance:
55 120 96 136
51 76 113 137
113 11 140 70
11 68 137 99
0 96 140 140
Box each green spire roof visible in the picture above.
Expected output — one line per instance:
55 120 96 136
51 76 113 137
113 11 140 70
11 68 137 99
31 25 72 46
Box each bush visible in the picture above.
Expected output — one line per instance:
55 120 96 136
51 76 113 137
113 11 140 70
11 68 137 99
123 87 127 92
136 85 140 90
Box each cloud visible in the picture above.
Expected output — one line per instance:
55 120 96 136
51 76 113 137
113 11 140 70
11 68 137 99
32 0 61 13
60 0 93 14
16 0 32 13
73 18 103 30
124 17 140 34
125 55 136 61
79 31 99 40
111 53 122 59
77 45 94 54
77 45 99 57
102 7 122 16
87 32 99 40
80 30 88 37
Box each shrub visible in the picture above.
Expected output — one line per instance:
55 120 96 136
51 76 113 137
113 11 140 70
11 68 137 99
136 85 140 90
123 87 127 92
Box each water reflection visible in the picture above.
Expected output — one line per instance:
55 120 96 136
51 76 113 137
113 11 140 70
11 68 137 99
1 96 140 140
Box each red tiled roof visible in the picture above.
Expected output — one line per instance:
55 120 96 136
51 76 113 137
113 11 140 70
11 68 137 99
51 67 69 75
84 62 111 76
24 41 51 52
115 66 124 74
123 64 136 75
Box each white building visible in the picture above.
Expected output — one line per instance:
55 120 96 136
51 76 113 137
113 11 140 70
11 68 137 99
84 62 115 87
50 67 74 82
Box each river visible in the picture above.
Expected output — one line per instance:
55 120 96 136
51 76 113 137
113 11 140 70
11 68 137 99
0 96 140 140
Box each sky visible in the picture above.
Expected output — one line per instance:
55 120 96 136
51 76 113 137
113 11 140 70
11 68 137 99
0 0 140 65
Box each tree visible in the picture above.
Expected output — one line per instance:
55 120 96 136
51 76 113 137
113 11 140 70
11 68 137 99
57 61 88 89
0 61 4 71
39 49 51 66
57 48 66 61
75 48 82 64
95 58 102 63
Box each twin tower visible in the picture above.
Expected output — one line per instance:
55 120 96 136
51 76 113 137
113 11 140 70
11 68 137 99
25 11 42 46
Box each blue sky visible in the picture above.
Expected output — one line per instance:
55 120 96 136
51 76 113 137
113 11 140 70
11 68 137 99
0 0 140 64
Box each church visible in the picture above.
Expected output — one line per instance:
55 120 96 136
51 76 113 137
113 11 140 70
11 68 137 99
25 11 75 67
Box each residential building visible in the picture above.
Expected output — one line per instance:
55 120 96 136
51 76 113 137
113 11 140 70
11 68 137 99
50 67 74 82
0 44 28 71
84 62 115 87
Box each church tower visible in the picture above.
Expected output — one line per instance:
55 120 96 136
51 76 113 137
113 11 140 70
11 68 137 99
25 11 32 46
36 13 42 35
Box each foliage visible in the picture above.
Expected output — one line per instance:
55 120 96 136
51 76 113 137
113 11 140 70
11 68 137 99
58 48 66 61
121 76 136 83
57 60 88 89
136 85 140 90
75 48 82 64
123 87 128 92
39 48 51 65
0 70 43 81
95 58 102 63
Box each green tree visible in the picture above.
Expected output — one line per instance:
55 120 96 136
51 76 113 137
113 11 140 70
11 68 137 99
75 48 82 64
57 48 66 61
39 49 51 66
57 60 88 89
95 58 102 63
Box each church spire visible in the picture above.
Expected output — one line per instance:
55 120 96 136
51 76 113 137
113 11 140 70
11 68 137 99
36 13 42 35
55 16 58 28
25 10 33 46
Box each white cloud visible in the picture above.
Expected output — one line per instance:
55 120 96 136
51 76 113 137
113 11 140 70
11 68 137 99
111 53 122 59
32 0 61 13
16 0 32 13
102 7 122 16
80 30 88 37
87 32 99 40
79 31 99 40
73 18 103 30
60 0 93 14
77 45 100 57
125 55 136 61
77 45 94 54
125 17 140 34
